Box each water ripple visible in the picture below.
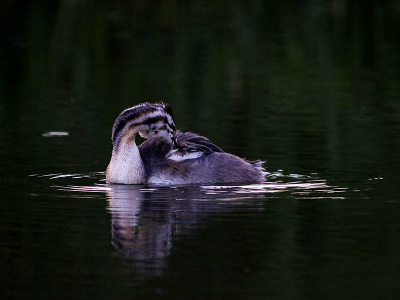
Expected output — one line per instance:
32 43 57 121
0 165 352 201
47 172 350 202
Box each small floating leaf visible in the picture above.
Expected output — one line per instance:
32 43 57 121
42 131 69 137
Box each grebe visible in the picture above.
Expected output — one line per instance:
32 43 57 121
106 102 264 185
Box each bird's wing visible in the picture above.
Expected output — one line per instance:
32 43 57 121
175 131 224 153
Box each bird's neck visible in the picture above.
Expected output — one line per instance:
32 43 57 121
106 133 146 184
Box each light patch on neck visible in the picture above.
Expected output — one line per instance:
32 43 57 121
107 133 146 184
167 150 203 162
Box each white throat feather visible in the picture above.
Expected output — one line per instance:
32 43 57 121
106 133 146 184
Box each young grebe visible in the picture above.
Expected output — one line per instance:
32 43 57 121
106 102 264 185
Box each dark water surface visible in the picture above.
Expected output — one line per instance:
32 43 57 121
1 1 400 299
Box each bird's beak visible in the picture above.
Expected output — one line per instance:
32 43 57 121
172 131 183 151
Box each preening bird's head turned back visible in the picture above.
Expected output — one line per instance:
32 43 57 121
111 102 178 149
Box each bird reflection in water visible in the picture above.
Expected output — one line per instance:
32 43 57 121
106 185 174 267
55 174 340 277
105 184 265 273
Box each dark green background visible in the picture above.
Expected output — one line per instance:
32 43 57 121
1 1 400 299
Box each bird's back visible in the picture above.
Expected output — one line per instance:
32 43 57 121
138 131 264 185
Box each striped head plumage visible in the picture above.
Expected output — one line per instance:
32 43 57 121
111 102 179 150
